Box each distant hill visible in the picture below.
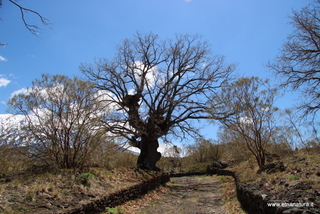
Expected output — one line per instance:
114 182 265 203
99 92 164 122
0 114 32 146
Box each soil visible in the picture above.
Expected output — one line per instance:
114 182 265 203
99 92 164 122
132 176 226 214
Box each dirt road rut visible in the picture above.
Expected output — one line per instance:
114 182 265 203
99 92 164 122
138 176 225 214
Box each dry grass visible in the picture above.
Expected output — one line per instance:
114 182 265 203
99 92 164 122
0 167 157 214
230 157 260 182
216 175 246 214
227 148 320 197
110 186 170 214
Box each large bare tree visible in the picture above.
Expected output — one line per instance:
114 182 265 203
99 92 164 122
268 0 320 117
81 33 235 170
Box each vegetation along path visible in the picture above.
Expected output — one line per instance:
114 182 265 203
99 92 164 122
137 176 226 214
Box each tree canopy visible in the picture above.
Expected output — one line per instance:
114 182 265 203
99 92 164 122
81 33 235 170
208 77 278 168
8 74 111 168
268 0 320 117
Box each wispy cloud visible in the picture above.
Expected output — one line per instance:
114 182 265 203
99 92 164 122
0 78 10 87
0 56 7 62
10 88 28 98
184 0 192 2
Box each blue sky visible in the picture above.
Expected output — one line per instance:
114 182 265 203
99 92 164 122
0 0 310 141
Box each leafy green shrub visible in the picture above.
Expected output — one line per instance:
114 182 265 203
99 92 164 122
25 193 33 202
79 172 95 186
106 207 125 214
79 172 95 179
289 175 300 180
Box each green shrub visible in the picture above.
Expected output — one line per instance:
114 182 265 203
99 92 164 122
25 193 33 202
79 172 95 179
106 207 125 214
289 175 300 180
79 172 95 186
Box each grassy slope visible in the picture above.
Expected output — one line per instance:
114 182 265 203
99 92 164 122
0 167 158 214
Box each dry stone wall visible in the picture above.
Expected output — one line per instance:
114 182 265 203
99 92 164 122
60 173 170 214
206 167 319 214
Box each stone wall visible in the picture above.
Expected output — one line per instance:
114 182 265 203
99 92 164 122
207 168 278 213
60 173 170 214
170 171 206 177
60 168 318 214
207 168 319 214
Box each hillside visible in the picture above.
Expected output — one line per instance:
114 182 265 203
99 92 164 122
224 149 320 213
0 167 160 214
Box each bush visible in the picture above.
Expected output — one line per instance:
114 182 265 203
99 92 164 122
79 172 95 186
0 146 34 175
184 162 210 173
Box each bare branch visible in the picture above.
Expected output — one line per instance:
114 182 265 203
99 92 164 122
8 0 51 36
268 1 320 117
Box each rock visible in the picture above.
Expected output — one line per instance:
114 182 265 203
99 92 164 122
282 208 304 214
257 161 286 174
210 161 228 169
206 161 230 175
261 194 268 199
0 173 12 183
265 152 280 163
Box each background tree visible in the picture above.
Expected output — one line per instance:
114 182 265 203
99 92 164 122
186 138 221 163
209 77 278 168
216 127 252 163
283 108 320 151
268 0 320 117
81 33 235 170
161 145 183 172
8 74 111 169
268 125 296 154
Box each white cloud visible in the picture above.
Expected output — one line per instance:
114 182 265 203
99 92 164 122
239 116 253 124
132 61 157 87
123 142 180 157
10 88 29 98
0 78 10 87
0 56 7 62
11 86 51 99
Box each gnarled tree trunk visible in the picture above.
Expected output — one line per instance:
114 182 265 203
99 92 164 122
137 135 161 171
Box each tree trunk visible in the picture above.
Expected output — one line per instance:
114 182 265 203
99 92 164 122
256 150 266 169
137 135 161 171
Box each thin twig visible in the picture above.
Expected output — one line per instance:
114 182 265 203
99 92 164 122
8 0 51 36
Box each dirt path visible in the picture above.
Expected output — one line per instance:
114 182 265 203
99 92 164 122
137 176 225 214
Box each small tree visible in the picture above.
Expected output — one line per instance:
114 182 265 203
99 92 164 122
81 33 235 170
163 145 182 172
283 108 320 151
8 74 111 168
209 77 278 168
216 127 252 162
268 0 320 117
186 138 221 163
